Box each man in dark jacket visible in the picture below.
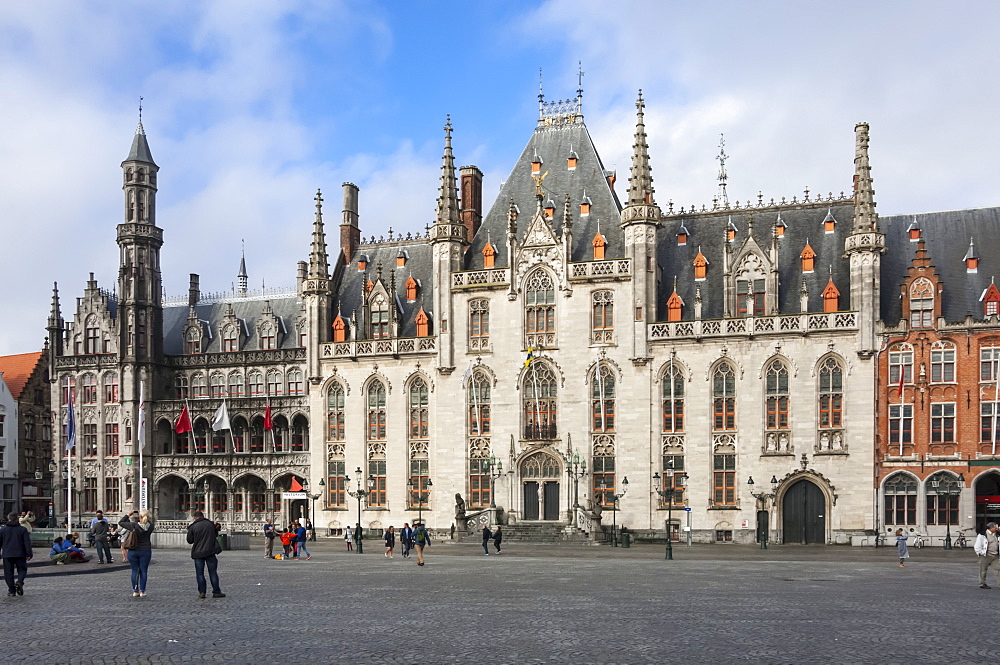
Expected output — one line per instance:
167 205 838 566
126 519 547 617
186 510 225 599
0 512 33 596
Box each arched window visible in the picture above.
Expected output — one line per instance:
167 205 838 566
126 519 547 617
409 379 429 439
468 370 491 435
272 415 288 452
764 360 790 430
231 417 247 453
80 374 97 404
367 381 386 440
186 327 201 354
175 375 189 400
370 293 390 339
883 473 917 525
266 370 283 396
228 372 244 398
287 369 303 396
889 345 913 384
712 363 737 431
930 341 956 383
191 373 207 399
222 324 239 352
250 416 265 453
259 323 276 350
662 362 684 433
210 373 225 398
591 363 615 432
248 371 264 397
909 278 934 328
818 357 844 429
327 383 345 441
523 362 557 440
592 291 613 344
193 418 209 454
469 299 490 351
291 415 308 451
525 270 556 348
408 379 430 508
103 373 119 404
60 375 76 405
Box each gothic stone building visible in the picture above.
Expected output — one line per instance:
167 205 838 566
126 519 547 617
48 89 998 544
0 350 52 520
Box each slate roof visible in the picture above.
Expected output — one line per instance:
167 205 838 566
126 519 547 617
162 296 303 355
333 238 435 337
656 203 856 320
0 351 45 400
125 123 156 165
466 115 622 268
880 206 1000 325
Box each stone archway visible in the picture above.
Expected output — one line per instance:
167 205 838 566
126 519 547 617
519 451 562 521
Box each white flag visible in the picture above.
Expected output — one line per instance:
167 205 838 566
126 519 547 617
211 401 231 432
462 360 474 387
137 380 146 451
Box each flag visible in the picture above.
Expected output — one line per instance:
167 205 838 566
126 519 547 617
264 398 273 431
211 401 231 432
462 360 473 387
66 391 76 452
289 477 304 492
137 380 146 451
175 404 192 434
524 347 535 369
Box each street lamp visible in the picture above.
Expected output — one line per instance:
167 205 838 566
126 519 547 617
930 473 964 550
309 478 324 541
747 475 779 549
653 467 689 560
346 467 374 554
48 461 56 528
483 454 505 508
598 476 628 547
408 476 433 526
564 450 588 521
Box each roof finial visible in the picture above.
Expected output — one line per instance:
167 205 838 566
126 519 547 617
625 90 656 209
538 67 544 116
577 61 584 106
852 122 878 233
436 115 460 226
717 133 729 208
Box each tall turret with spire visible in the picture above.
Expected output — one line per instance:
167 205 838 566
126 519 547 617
237 249 248 296
431 117 465 370
46 283 63 378
844 122 886 356
303 189 332 381
621 91 661 359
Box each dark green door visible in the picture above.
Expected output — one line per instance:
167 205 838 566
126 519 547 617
782 479 826 544
543 482 560 521
523 482 539 520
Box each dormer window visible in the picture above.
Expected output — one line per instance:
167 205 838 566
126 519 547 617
982 283 1000 317
397 251 408 268
371 294 389 339
592 231 606 260
726 219 737 242
531 154 543 175
801 243 816 273
482 242 496 269
823 209 836 234
222 325 239 352
736 279 765 317
405 276 418 302
693 249 708 281
965 238 979 273
667 291 684 322
909 277 934 328
822 277 840 313
333 315 347 342
366 279 374 293
775 214 786 238
907 217 920 241
677 224 689 246
186 328 201 355
415 308 429 337
580 196 592 216
358 255 368 271
544 199 555 219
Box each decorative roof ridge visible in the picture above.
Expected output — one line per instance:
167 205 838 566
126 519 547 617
662 193 852 220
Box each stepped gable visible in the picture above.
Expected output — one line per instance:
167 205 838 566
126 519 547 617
334 238 434 337
656 201 855 320
467 111 622 268
880 206 1000 325
161 296 302 355
0 351 44 400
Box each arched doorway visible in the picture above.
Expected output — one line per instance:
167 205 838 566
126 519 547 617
520 452 561 520
974 473 1000 529
782 479 826 544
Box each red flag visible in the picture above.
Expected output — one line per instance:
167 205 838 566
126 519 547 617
289 477 303 492
175 405 192 434
264 401 273 431
898 364 905 401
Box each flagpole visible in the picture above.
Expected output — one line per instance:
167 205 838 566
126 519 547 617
597 355 606 431
899 375 905 457
66 392 74 529
993 357 999 455
137 380 144 511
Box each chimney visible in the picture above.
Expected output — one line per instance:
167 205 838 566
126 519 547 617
296 261 307 295
341 182 361 263
605 169 617 194
188 274 200 308
460 165 483 243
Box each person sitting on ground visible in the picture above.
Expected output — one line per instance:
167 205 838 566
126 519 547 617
49 536 86 564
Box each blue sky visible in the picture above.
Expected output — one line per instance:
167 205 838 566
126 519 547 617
2 1 999 355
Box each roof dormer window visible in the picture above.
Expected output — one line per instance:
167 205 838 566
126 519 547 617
580 194 592 217
397 250 408 268
801 242 816 274
592 231 606 260
677 223 689 246
531 153 543 175
482 242 496 269
693 249 708 281
823 208 836 234
726 218 737 242
405 276 418 302
567 147 578 171
965 238 979 273
907 217 920 241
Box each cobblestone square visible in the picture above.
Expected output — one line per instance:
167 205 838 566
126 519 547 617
5 541 993 664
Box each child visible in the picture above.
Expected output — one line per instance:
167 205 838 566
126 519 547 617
279 529 295 560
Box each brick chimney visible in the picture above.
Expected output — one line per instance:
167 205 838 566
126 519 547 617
340 182 360 263
460 165 483 243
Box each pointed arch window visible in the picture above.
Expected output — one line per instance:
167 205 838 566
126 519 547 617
482 242 496 269
231 417 247 453
666 291 683 322
259 323 276 350
712 363 737 431
175 376 189 400
663 363 685 432
186 327 201 354
287 369 303 395
909 278 934 328
592 232 606 260
248 371 264 397
592 291 613 344
266 370 283 397
250 416 265 453
80 374 98 404
367 381 387 440
926 472 960 525
822 278 840 313
884 474 917 526
193 418 209 454
800 244 816 274
327 383 345 441
103 372 119 404
291 415 308 452
818 357 844 429
371 293 390 339
523 362 557 440
525 270 556 348
469 299 490 351
210 373 225 398
591 363 615 432
222 325 239 352
228 372 244 398
468 370 491 435
409 379 429 439
765 360 790 430
693 251 708 281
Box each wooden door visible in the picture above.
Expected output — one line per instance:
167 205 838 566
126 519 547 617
523 481 539 520
782 479 826 544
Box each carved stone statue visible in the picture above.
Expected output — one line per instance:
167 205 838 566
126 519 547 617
454 493 467 519
586 496 603 518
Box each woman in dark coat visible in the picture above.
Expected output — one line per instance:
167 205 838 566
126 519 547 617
119 510 155 597
383 526 395 559
492 525 503 554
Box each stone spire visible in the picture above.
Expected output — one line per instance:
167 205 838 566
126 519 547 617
126 104 156 165
626 90 655 207
237 245 248 296
307 189 330 280
436 116 460 226
47 282 62 330
852 122 877 233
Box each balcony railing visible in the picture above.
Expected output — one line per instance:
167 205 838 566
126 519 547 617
321 336 436 359
649 311 857 341
523 424 558 440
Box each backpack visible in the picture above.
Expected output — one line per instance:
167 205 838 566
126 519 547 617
415 528 426 544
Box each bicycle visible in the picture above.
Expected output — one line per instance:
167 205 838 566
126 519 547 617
954 529 969 549
912 533 925 548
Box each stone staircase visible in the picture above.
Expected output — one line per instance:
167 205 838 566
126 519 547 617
505 521 596 544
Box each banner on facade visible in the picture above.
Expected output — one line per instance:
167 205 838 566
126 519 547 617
140 477 148 510
282 492 308 500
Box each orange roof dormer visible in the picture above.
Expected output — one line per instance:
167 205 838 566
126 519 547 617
800 242 816 273
592 231 607 260
982 282 1000 317
332 315 347 342
405 275 418 302
821 276 840 312
823 208 836 234
415 307 430 337
482 241 496 268
666 289 684 322
693 248 708 281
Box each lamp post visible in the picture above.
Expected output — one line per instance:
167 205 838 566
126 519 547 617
930 473 963 550
565 450 588 521
346 467 373 554
598 476 628 547
653 467 689 560
48 461 56 528
408 477 433 526
309 478 324 541
483 454 505 509
747 475 779 549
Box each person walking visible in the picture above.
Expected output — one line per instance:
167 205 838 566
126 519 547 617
295 521 312 560
413 522 430 566
344 525 354 552
976 522 1000 588
0 512 32 597
187 510 225 599
400 523 412 558
263 519 276 559
384 526 396 558
895 528 909 567
118 510 154 597
492 525 503 554
90 517 113 564
354 523 362 551
481 524 492 555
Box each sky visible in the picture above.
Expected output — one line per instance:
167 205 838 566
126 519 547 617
1 1 998 355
